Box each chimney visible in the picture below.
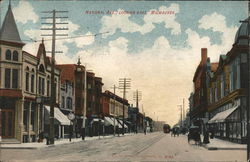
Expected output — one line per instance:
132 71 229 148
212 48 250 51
201 48 207 63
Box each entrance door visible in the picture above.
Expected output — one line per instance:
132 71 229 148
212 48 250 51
1 109 15 138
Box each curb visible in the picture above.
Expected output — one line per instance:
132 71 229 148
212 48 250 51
0 134 129 150
202 145 246 151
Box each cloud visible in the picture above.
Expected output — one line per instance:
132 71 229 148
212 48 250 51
198 12 238 60
100 3 181 37
13 1 39 24
22 10 239 127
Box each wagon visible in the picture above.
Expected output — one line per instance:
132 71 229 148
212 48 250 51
187 126 201 145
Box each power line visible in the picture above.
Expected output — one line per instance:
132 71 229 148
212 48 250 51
19 31 109 43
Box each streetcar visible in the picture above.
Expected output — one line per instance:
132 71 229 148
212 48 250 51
163 124 171 133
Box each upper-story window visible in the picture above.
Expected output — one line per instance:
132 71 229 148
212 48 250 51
5 68 18 89
66 97 72 109
13 51 18 61
38 76 45 95
5 49 11 60
12 70 18 88
39 65 45 73
61 96 65 108
25 67 30 92
5 68 11 88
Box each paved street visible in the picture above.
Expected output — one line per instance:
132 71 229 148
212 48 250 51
1 132 246 162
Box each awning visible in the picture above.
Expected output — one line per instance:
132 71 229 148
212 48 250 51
91 118 104 123
208 105 239 124
110 117 122 128
117 119 128 128
44 106 71 125
104 117 114 126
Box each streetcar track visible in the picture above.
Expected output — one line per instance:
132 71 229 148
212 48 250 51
133 134 166 155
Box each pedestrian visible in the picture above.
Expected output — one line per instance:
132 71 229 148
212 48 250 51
203 130 210 144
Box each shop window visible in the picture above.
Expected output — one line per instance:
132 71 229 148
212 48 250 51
12 69 18 89
5 49 11 60
31 104 35 131
23 102 29 132
5 68 11 88
13 50 18 61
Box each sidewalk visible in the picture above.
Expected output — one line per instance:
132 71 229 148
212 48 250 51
0 133 133 149
201 137 247 150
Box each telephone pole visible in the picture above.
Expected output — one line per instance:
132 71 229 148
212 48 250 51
41 10 68 145
119 78 131 135
133 90 141 133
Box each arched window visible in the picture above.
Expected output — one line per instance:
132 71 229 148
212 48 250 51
13 50 18 61
6 49 11 60
39 65 45 73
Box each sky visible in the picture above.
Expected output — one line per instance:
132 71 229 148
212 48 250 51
0 0 248 126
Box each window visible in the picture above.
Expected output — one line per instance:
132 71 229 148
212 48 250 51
0 48 1 60
31 74 34 93
67 97 72 109
39 65 45 73
31 103 35 131
5 68 11 88
221 74 225 98
61 96 65 108
5 49 11 60
47 80 50 96
12 69 18 89
42 78 45 95
13 50 18 61
26 72 29 91
39 77 45 95
23 102 29 132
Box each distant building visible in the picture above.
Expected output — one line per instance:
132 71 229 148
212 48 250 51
101 90 129 134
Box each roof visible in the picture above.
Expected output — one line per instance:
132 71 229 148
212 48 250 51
103 90 129 105
234 17 248 46
0 4 23 44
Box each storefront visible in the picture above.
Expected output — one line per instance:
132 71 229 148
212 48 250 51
208 98 246 143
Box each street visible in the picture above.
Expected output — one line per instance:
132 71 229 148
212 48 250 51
1 132 246 162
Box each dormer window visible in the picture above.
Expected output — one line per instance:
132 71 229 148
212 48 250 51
6 49 11 60
13 50 18 61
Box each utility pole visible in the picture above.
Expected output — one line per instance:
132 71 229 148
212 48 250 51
133 90 141 133
183 98 185 126
178 105 182 127
41 10 68 145
111 85 119 136
119 78 131 135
